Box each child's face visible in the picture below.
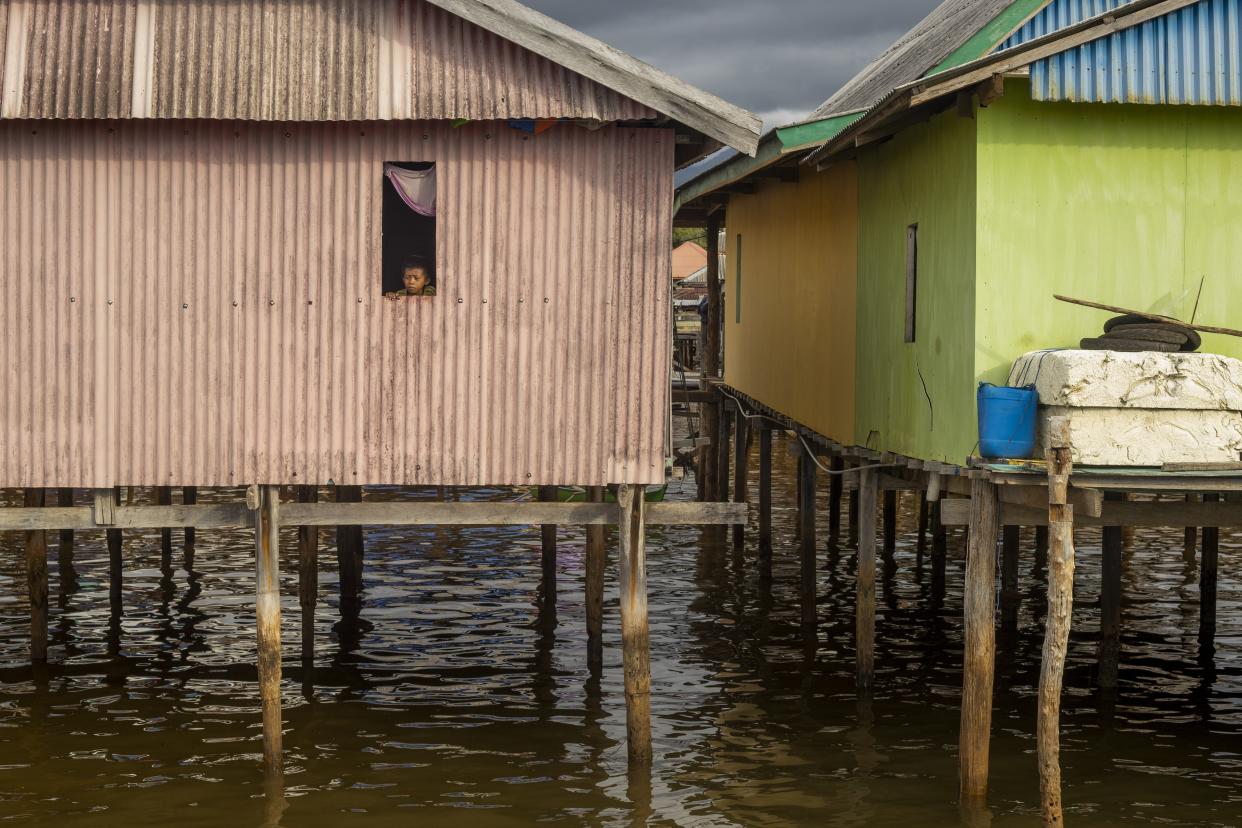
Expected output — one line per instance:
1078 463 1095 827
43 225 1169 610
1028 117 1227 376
403 267 429 293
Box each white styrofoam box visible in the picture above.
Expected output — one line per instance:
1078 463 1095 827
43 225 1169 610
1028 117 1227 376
1010 350 1242 411
1038 406 1242 466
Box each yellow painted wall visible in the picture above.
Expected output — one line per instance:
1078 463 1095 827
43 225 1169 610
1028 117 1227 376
723 164 857 444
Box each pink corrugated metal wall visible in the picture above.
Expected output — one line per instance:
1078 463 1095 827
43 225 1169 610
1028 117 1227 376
1 0 656 122
0 119 672 487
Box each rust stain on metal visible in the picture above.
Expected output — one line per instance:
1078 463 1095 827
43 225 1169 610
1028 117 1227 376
0 119 672 488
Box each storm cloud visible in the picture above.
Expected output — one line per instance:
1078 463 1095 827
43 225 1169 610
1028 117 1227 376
522 1 939 127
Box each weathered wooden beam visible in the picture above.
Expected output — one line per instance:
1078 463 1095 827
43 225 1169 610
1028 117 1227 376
336 486 364 622
940 498 1242 528
857 468 878 689
1039 418 1076 827
57 488 74 577
828 456 843 549
1001 525 1020 599
882 489 897 557
617 484 651 767
1201 493 1220 649
183 486 198 571
701 215 723 500
960 478 1000 804
585 486 606 675
156 486 173 572
254 484 283 769
946 476 1103 517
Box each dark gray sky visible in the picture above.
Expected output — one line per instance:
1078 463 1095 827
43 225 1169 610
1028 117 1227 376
523 1 938 128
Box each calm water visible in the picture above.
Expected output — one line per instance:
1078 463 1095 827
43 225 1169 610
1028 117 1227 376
2 432 1242 826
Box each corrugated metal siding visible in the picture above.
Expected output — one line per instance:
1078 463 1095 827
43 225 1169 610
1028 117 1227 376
0 0 656 121
1004 0 1242 105
0 120 672 487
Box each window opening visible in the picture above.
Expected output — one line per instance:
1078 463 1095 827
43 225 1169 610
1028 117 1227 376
382 161 437 298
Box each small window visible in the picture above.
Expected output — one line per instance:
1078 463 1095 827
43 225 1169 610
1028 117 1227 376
734 233 743 324
382 162 438 299
904 223 918 343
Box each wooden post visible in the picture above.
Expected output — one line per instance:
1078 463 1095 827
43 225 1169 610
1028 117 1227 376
715 405 733 503
732 411 750 551
1034 525 1049 570
857 468 878 690
1200 493 1220 647
828 456 844 549
107 527 123 610
799 446 817 630
57 488 74 578
538 485 558 601
931 501 947 575
1001 525 1020 600
617 483 651 766
183 486 198 571
758 427 773 580
916 492 929 564
297 485 319 663
336 486 364 620
848 479 859 548
254 484 283 768
1098 492 1124 690
24 488 48 663
960 478 1000 804
585 486 606 675
156 486 174 573
1183 493 1199 563
882 489 897 557
1039 419 1076 827
701 216 722 500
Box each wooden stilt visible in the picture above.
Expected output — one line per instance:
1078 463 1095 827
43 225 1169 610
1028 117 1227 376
916 492 928 563
156 486 173 572
107 528 123 610
297 485 319 663
254 484 283 768
882 489 897 557
617 483 651 766
585 486 606 675
828 456 844 549
758 427 773 580
335 486 364 620
183 486 197 572
848 480 859 548
799 446 817 630
1098 492 1124 690
24 489 48 663
857 468 878 690
1001 525 1020 599
715 405 733 503
932 500 947 572
1183 493 1199 563
1034 524 1049 570
538 485 558 600
960 478 1000 804
57 488 74 577
1200 493 1220 647
732 411 750 551
1039 419 1076 827
701 216 722 502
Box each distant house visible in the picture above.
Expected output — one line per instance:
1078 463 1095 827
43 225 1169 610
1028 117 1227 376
672 241 708 282
676 0 1242 466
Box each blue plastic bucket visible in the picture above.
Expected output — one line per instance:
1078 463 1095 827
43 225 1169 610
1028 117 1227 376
977 383 1039 459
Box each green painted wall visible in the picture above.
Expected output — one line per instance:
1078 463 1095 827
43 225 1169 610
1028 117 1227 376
856 109 979 462
975 78 1242 393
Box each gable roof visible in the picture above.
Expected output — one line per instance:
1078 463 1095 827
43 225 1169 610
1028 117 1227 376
425 0 761 154
0 0 760 155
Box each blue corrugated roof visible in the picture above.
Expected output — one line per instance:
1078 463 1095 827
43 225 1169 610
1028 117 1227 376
1004 0 1242 104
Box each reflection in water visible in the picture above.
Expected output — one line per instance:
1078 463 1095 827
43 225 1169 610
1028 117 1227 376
1 439 1242 825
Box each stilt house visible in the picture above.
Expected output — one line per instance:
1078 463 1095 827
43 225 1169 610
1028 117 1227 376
0 0 761 491
676 0 1242 466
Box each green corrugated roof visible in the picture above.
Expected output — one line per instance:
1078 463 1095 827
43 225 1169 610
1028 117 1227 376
775 111 865 152
928 0 1052 75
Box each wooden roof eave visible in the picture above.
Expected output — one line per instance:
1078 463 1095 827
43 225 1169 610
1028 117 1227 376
802 0 1202 169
